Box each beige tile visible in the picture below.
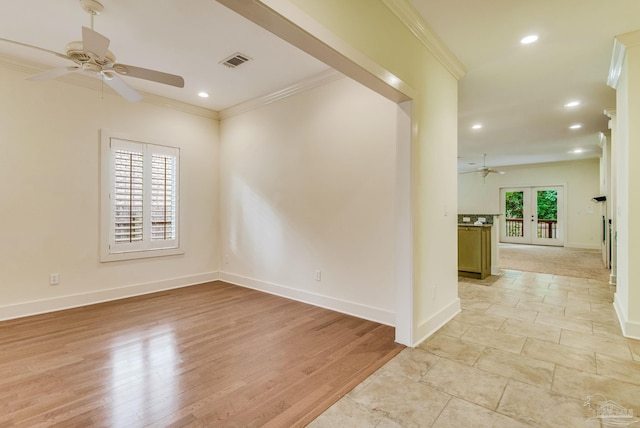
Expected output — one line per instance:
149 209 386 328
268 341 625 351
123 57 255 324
374 417 404 428
629 340 640 362
564 306 618 324
421 358 508 410
552 365 640 411
461 325 527 354
459 287 520 307
587 278 610 287
378 348 439 381
459 298 492 312
590 301 616 312
307 396 382 428
588 288 613 299
485 304 537 322
522 338 596 373
592 321 624 340
560 329 632 360
502 290 544 304
453 309 506 330
534 313 593 334
348 371 450 427
549 275 573 285
567 291 611 304
418 333 486 366
476 347 555 388
432 397 530 428
499 318 561 343
436 319 471 339
543 295 591 309
515 300 565 316
596 353 640 385
497 380 589 428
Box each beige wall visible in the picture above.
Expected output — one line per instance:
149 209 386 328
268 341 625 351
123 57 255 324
459 159 602 249
219 77 397 323
281 0 461 345
0 66 219 319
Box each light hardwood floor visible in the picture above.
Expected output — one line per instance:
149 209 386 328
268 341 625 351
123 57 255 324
0 281 403 427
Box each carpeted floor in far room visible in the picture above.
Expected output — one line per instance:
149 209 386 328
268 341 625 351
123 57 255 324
498 243 611 282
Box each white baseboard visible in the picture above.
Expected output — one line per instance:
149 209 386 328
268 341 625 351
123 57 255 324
0 272 219 322
565 242 601 250
219 272 395 326
609 273 617 285
491 266 501 276
412 298 461 347
613 293 640 340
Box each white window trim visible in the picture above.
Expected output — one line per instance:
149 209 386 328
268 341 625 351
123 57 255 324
100 130 184 262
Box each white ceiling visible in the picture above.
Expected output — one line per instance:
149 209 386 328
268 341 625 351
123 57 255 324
0 0 330 111
1 1 639 170
410 0 640 170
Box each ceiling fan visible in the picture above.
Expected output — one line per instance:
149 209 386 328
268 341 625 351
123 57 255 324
0 0 184 102
460 153 506 178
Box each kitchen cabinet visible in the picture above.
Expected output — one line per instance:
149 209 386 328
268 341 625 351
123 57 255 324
458 225 491 279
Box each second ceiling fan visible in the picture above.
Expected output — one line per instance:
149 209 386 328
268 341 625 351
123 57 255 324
460 153 506 178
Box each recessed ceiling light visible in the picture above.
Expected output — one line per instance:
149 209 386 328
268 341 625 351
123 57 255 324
472 123 483 130
520 34 539 44
564 101 580 108
571 148 584 154
198 92 209 98
569 124 582 129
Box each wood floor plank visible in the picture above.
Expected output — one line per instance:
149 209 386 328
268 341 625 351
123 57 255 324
0 281 403 427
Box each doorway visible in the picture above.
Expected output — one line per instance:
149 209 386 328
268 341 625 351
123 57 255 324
500 186 564 246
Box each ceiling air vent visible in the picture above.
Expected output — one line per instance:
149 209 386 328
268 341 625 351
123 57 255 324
220 53 252 68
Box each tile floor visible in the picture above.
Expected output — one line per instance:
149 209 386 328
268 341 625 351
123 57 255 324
309 270 640 427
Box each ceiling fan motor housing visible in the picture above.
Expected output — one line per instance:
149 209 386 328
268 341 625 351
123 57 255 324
66 41 116 66
80 0 103 15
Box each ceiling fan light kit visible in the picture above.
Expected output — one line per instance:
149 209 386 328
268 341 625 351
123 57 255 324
0 0 184 102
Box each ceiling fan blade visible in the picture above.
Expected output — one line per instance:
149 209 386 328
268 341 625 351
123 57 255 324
114 63 185 88
27 66 80 81
82 26 110 60
0 37 68 60
102 72 143 102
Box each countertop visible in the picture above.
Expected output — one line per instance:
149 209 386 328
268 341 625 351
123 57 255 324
458 224 492 227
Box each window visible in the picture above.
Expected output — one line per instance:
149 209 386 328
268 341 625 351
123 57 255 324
101 131 182 261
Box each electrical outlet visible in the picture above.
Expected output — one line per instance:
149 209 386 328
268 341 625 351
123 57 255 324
49 273 59 285
224 253 230 265
315 270 322 281
462 217 471 222
478 217 486 223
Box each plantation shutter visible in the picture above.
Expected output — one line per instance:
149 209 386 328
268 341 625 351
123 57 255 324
113 149 144 243
102 133 180 261
151 153 176 241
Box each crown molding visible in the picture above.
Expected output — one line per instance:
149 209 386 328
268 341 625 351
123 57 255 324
219 68 344 120
608 38 626 89
0 53 218 120
381 0 466 80
608 30 640 89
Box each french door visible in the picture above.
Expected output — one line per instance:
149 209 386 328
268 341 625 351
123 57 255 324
500 186 564 246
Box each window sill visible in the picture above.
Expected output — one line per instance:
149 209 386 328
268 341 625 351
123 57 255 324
100 247 185 263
